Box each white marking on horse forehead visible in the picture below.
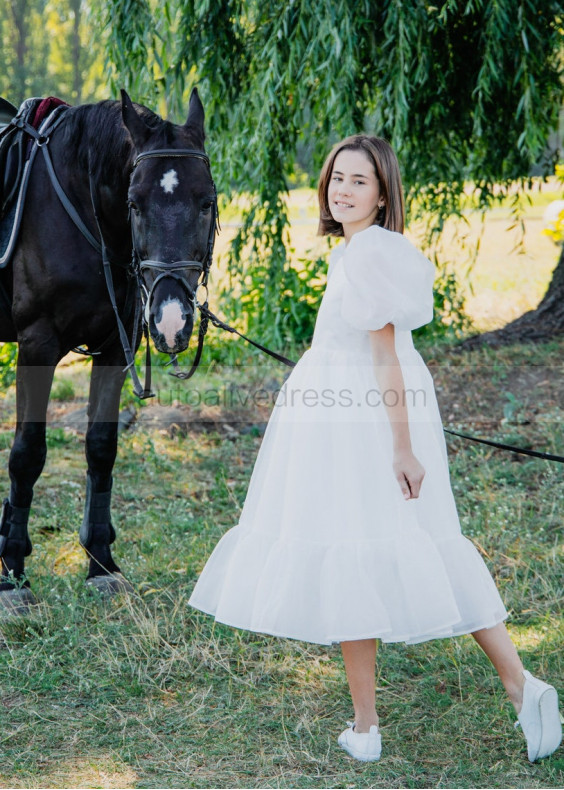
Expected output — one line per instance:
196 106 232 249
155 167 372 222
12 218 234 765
155 299 186 349
160 169 179 195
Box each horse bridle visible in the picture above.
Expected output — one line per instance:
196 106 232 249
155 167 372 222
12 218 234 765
19 116 221 396
129 148 219 327
82 145 219 396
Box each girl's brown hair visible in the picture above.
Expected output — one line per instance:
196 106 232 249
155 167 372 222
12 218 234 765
317 135 405 236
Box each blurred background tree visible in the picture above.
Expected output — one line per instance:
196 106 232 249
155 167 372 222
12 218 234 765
0 0 105 104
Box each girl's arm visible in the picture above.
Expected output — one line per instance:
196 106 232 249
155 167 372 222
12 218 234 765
368 324 425 500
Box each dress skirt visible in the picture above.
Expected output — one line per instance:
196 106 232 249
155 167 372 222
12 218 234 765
189 227 508 645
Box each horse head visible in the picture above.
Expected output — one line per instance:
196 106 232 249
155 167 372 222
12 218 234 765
121 89 216 355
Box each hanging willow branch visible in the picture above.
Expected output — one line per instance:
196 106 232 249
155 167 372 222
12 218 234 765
104 0 564 348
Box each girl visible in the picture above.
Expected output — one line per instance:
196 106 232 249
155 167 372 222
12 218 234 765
189 135 562 763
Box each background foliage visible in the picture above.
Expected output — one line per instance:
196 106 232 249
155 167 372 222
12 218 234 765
100 0 564 350
0 344 17 387
0 1 563 361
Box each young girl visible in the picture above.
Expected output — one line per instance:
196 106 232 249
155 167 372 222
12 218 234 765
189 135 562 763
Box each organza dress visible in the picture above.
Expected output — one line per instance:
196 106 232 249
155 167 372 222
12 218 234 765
189 225 507 645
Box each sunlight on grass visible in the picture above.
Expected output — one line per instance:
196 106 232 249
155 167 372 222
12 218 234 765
53 536 86 576
508 619 564 651
0 755 139 790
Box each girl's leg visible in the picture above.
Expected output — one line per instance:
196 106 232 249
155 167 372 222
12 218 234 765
472 623 525 712
340 638 380 732
473 621 562 762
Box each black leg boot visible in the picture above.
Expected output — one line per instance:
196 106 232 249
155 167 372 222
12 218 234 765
0 498 36 616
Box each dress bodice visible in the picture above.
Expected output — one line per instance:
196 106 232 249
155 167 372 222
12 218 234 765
310 226 435 360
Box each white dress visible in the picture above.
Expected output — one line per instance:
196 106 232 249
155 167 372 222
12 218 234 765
189 225 508 645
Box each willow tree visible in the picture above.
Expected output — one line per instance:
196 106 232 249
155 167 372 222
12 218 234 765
103 0 563 348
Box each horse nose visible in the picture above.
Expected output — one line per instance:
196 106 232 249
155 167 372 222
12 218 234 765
153 298 189 352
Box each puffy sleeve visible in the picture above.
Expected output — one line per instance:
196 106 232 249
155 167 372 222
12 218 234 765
340 226 435 331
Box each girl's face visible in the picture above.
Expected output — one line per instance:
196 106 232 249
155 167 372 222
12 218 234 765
328 149 382 241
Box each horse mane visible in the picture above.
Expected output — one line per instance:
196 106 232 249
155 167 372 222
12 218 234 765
59 100 178 188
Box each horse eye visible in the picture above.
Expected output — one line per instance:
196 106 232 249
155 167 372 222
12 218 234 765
200 201 213 213
128 200 140 215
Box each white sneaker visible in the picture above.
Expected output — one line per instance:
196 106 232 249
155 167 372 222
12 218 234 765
338 721 382 762
516 670 562 762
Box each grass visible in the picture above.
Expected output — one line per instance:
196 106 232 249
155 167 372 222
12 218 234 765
0 194 563 788
0 341 563 789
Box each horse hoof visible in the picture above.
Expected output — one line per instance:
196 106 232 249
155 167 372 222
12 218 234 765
0 587 38 619
86 572 134 596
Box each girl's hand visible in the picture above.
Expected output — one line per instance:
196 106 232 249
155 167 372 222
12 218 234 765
393 449 425 500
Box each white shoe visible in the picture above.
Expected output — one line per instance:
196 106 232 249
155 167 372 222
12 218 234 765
516 670 562 762
338 721 382 762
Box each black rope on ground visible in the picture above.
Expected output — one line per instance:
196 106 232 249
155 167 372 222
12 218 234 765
443 428 564 463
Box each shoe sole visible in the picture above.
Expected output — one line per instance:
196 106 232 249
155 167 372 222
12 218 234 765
533 686 562 762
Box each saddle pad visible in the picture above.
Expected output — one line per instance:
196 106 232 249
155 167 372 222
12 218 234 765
0 101 70 269
1 96 70 205
31 97 69 130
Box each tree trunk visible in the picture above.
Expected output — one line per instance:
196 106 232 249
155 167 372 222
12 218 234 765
9 0 29 104
461 244 564 349
70 0 82 103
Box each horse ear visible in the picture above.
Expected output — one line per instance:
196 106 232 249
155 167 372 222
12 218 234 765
121 89 151 150
184 88 205 145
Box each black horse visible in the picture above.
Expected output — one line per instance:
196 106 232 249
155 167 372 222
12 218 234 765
0 90 217 614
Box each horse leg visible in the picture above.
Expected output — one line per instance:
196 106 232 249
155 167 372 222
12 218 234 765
80 353 132 594
0 342 58 615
